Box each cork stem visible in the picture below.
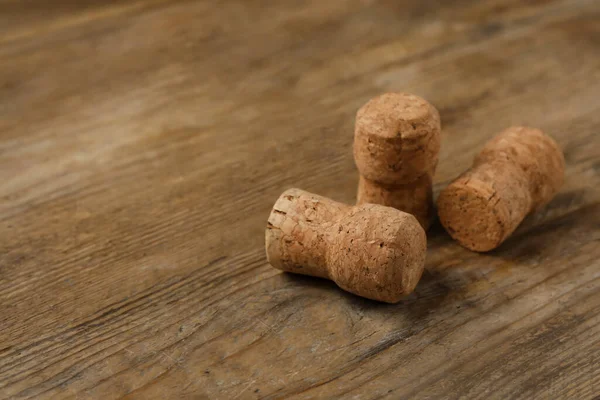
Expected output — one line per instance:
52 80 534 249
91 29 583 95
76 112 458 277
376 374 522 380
265 189 348 279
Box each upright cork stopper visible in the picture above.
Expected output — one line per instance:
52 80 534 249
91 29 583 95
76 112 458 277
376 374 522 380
437 126 565 252
354 92 441 229
265 188 427 303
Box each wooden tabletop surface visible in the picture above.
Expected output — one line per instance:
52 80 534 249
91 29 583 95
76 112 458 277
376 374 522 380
1 1 599 399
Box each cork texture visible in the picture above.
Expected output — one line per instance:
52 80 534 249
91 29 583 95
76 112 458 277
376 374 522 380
353 93 441 230
437 127 565 252
357 174 433 229
265 188 427 303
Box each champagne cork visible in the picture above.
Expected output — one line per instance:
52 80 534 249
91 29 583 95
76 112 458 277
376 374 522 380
354 92 441 229
437 126 565 252
265 188 427 303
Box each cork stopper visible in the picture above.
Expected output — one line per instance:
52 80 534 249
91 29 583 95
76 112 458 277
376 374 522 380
353 93 441 229
437 127 565 252
265 188 427 303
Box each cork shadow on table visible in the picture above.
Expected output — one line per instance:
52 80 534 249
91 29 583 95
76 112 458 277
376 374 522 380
271 217 482 313
488 202 599 261
279 255 455 319
420 187 599 303
274 222 458 315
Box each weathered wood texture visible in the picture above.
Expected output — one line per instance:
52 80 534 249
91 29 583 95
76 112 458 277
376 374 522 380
1 0 599 399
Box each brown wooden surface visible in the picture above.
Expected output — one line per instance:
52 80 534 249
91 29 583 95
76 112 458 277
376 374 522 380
1 1 599 399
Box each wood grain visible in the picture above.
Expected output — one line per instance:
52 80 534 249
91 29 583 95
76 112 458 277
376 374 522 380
0 0 599 398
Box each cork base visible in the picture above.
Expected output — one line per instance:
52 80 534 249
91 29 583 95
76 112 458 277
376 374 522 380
265 188 344 279
357 174 434 230
437 179 510 252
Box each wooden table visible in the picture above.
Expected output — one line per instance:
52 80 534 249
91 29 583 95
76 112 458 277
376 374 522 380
1 1 599 399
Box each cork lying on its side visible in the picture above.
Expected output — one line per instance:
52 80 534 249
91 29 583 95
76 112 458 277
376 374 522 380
437 126 565 252
265 188 427 303
354 92 441 229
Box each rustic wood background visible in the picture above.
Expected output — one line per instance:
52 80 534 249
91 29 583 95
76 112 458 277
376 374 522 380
1 0 599 399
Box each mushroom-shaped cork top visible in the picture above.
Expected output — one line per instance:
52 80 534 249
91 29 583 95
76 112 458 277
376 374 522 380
354 92 441 185
328 203 427 303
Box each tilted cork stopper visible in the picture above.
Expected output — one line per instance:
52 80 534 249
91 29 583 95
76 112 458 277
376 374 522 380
437 127 565 252
265 188 427 303
353 93 441 229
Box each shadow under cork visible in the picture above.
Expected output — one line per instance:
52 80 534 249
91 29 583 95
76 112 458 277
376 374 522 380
410 191 599 315
274 234 501 365
278 220 462 321
281 267 459 354
487 200 600 262
427 186 597 262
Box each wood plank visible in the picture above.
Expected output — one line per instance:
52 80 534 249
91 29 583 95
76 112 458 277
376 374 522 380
0 0 172 45
0 0 599 398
